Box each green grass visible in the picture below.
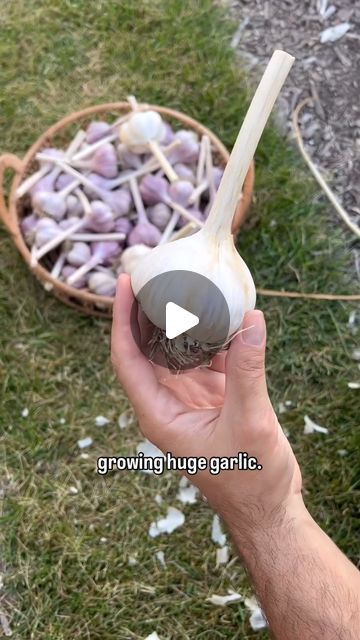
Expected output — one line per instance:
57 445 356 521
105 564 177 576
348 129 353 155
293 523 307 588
0 1 359 638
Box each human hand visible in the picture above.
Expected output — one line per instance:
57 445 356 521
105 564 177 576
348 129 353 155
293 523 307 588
111 274 303 536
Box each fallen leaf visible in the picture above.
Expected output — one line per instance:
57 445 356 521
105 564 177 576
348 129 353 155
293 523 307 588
206 589 242 606
211 514 227 546
320 22 350 43
149 507 185 538
303 415 329 435
77 436 93 449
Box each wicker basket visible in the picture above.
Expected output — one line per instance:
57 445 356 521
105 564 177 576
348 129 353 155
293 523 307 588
0 102 255 318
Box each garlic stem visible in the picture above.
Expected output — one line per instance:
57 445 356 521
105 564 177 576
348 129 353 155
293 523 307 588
169 222 197 241
188 179 208 204
72 133 118 162
50 251 66 279
33 217 85 262
205 50 294 238
159 212 180 244
129 176 148 224
196 135 207 186
17 130 85 198
67 256 99 286
205 136 216 205
148 140 178 183
37 140 180 193
167 199 204 228
69 232 125 242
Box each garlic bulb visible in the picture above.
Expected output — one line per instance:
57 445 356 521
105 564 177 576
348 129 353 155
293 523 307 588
88 271 117 297
121 244 152 275
131 50 295 367
131 228 256 347
119 111 166 152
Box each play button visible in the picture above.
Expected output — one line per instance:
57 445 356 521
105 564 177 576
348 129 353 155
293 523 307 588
165 302 199 339
130 269 231 371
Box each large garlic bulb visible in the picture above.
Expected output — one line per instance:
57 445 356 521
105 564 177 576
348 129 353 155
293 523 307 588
131 229 255 345
131 50 295 367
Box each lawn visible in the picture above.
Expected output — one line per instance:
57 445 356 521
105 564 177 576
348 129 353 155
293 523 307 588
0 1 359 638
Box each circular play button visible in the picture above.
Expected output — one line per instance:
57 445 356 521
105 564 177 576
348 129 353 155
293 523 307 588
130 270 230 371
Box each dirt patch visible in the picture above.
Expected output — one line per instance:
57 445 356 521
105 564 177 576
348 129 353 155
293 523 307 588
225 0 360 247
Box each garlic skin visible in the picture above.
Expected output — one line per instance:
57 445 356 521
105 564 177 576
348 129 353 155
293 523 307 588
131 229 256 344
121 244 152 275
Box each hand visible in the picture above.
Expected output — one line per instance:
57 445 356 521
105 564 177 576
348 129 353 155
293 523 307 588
111 274 303 534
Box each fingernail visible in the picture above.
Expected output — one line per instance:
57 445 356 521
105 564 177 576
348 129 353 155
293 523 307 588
241 311 265 346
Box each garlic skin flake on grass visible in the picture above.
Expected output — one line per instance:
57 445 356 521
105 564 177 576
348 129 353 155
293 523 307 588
95 415 110 427
303 415 329 435
148 507 185 538
216 545 230 567
77 436 93 449
211 514 227 547
144 633 161 640
206 590 242 606
176 478 199 504
244 596 268 631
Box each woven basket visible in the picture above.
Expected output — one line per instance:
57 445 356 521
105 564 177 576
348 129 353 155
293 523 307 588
0 102 255 318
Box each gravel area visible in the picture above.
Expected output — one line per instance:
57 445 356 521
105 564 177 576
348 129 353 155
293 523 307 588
225 0 360 247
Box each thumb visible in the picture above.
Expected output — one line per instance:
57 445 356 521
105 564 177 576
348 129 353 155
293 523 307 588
223 310 272 431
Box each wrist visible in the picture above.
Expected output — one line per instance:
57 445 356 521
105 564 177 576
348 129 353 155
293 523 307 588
225 492 311 553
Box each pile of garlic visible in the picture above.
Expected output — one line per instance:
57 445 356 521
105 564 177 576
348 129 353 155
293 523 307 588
17 105 225 298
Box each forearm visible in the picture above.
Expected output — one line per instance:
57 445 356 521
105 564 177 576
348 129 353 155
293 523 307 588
228 497 360 640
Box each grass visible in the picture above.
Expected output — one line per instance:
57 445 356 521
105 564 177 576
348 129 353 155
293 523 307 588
0 1 359 638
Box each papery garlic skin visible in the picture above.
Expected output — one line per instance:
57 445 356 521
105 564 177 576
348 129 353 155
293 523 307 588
131 229 256 343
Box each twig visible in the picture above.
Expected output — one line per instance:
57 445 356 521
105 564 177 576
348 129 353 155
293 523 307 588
292 98 360 240
257 288 360 301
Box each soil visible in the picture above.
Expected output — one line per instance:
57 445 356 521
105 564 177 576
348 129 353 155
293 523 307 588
224 0 360 261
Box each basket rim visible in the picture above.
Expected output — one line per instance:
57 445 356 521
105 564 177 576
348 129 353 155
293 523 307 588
7 101 255 312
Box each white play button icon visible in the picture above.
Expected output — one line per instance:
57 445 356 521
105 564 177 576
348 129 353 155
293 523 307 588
165 302 199 340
